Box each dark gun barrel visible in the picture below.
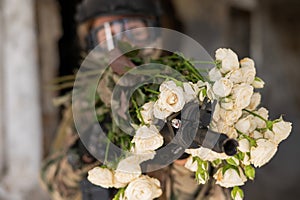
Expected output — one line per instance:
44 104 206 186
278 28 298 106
191 127 238 156
160 124 238 157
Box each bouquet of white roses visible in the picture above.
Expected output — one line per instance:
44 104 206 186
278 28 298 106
87 48 292 200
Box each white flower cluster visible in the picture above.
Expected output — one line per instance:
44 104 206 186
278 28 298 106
87 101 167 200
87 48 292 200
88 121 165 200
184 48 292 199
88 155 162 200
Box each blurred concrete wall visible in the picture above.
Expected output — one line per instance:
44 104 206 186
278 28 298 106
0 0 43 199
37 0 61 157
0 0 4 181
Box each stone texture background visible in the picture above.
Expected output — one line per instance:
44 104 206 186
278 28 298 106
0 0 299 199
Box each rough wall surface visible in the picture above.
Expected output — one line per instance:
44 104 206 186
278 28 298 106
0 0 43 199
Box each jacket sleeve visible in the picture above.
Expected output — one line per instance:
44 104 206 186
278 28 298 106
39 106 99 200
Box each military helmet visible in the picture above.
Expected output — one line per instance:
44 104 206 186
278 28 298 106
76 0 163 23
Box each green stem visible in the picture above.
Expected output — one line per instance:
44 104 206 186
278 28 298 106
145 88 160 95
184 60 205 81
132 98 145 125
112 188 126 200
192 61 216 65
236 129 244 136
243 109 268 123
236 129 257 147
155 74 181 83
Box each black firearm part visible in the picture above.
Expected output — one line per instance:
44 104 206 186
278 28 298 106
160 99 238 157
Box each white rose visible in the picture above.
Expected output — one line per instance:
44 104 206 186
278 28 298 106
241 153 251 166
206 82 216 100
213 78 233 97
183 82 197 102
250 139 278 167
185 147 229 162
212 103 221 121
238 139 250 153
228 69 243 84
240 58 256 84
158 81 185 111
133 150 156 163
216 120 231 134
114 156 142 184
132 125 164 153
184 156 198 172
254 107 269 129
232 83 254 109
214 167 247 188
220 97 234 110
264 129 275 141
246 93 261 111
215 48 239 74
227 126 239 139
270 120 292 144
252 77 265 88
140 102 154 124
153 101 172 120
198 81 215 101
124 175 162 200
212 120 238 139
209 67 222 81
235 115 256 135
250 130 263 139
215 48 228 60
219 108 243 126
153 81 185 119
87 167 114 188
113 180 128 189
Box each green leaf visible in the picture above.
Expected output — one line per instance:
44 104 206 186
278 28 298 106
215 60 222 69
195 168 209 184
254 76 264 82
231 186 244 200
236 152 245 161
193 157 209 184
112 187 126 200
222 164 232 174
201 88 207 97
267 120 274 130
211 159 222 167
226 157 239 166
222 164 240 176
244 165 255 180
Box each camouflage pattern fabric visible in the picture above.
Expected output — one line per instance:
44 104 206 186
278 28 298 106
40 106 100 200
